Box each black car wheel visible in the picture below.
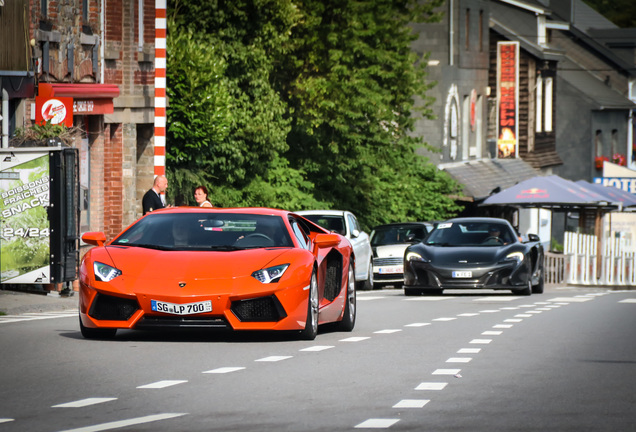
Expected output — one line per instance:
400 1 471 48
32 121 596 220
300 270 319 340
516 279 532 296
336 263 356 332
79 316 117 339
532 273 545 294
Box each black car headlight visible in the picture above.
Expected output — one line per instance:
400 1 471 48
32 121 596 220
94 262 122 282
405 251 429 263
504 251 524 263
252 264 289 283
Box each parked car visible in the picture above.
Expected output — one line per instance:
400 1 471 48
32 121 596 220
403 217 544 296
79 207 356 341
369 222 433 289
296 210 374 290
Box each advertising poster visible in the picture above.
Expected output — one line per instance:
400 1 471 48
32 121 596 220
496 41 519 159
0 151 51 284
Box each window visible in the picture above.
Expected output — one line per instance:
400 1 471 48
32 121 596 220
535 77 543 133
479 10 483 52
535 76 553 133
290 219 310 250
595 130 603 157
465 9 470 51
138 0 145 51
611 129 618 155
544 77 553 132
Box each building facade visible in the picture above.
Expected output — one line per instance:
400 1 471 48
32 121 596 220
0 0 156 243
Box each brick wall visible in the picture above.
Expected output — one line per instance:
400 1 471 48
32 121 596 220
103 123 124 240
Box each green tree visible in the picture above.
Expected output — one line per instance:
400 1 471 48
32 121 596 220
167 0 462 227
280 0 461 228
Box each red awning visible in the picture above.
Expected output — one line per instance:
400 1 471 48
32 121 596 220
39 83 120 99
38 83 120 115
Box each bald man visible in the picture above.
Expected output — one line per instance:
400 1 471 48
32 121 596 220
142 175 168 215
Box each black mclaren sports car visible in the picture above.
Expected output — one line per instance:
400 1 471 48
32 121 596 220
403 217 544 296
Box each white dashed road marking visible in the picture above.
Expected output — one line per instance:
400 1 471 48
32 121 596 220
340 336 370 342
415 382 447 390
57 413 187 432
446 357 472 363
255 356 292 362
482 331 503 335
357 297 385 301
374 329 402 334
393 399 430 408
458 348 481 354
52 398 117 408
470 339 492 344
504 319 523 323
355 418 400 428
433 317 456 322
432 369 461 375
299 345 334 352
404 296 450 301
203 367 245 374
137 380 187 389
619 299 636 303
0 419 14 424
493 324 513 329
404 322 430 327
474 297 521 302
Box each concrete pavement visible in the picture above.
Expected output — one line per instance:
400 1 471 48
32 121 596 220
0 289 78 315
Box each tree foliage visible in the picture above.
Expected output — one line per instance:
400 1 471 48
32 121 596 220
166 0 462 229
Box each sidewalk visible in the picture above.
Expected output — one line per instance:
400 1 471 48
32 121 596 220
0 289 79 315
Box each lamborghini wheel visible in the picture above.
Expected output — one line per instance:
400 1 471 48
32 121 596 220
300 270 319 340
79 316 117 339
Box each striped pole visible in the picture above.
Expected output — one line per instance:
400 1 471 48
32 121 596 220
154 0 167 177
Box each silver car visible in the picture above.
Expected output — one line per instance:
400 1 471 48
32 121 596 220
296 210 374 290
369 222 432 289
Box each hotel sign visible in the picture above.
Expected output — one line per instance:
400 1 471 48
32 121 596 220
496 41 519 159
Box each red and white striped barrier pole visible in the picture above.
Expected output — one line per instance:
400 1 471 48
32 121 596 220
154 0 167 177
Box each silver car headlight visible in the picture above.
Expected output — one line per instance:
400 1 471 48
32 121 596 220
94 262 122 282
505 251 524 263
252 264 289 283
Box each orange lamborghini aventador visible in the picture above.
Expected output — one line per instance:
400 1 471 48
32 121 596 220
79 207 356 340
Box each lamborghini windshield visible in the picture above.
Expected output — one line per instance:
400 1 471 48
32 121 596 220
111 212 294 250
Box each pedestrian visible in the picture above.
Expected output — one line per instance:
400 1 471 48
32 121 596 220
142 175 169 215
194 185 213 207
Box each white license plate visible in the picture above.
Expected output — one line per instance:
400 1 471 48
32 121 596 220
151 300 212 315
452 271 472 278
378 265 403 274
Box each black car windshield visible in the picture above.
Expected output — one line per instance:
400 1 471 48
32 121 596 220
425 222 515 246
371 225 428 246
301 215 346 236
111 212 294 250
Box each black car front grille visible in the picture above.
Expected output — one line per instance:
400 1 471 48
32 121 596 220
231 295 287 322
89 293 139 321
136 316 231 329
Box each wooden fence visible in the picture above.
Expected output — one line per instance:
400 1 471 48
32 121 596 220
544 232 636 287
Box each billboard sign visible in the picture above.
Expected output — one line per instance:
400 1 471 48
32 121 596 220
0 150 51 284
496 41 519 159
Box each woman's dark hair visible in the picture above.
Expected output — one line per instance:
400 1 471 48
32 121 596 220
195 185 208 197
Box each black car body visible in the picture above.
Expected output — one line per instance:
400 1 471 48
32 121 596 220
403 217 544 296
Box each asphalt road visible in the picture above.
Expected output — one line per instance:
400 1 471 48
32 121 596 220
0 285 635 431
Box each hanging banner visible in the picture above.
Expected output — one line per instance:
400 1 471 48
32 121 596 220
0 150 51 284
496 41 519 159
